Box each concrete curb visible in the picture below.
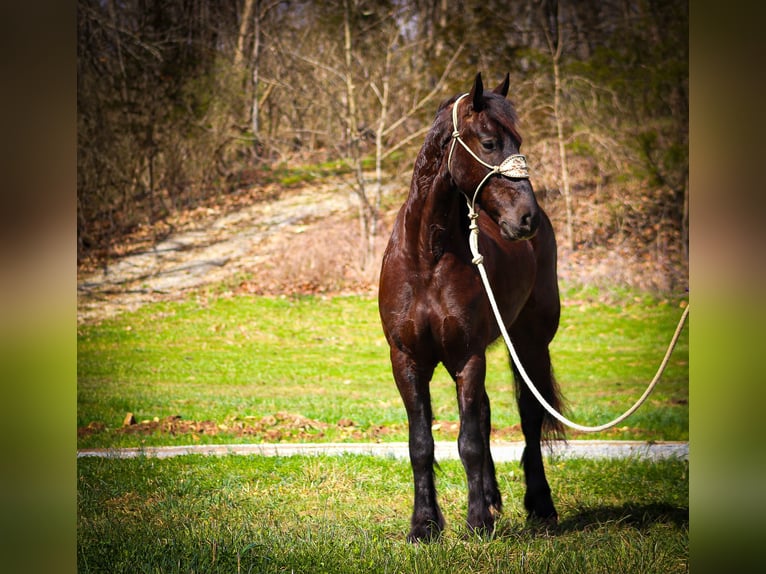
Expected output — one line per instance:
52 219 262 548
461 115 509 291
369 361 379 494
77 440 688 461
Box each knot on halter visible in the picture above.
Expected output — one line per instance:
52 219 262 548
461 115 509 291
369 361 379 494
468 209 479 229
467 207 484 265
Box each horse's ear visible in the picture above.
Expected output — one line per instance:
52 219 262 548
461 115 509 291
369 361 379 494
493 73 510 98
470 72 485 112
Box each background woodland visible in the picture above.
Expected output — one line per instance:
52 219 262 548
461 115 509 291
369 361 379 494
77 0 688 293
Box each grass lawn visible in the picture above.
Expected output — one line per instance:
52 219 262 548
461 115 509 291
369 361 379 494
77 288 688 448
77 453 688 573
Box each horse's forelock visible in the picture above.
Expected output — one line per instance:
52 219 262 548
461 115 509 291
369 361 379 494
487 95 523 145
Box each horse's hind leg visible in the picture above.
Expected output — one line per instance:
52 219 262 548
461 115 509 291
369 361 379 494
511 341 562 524
390 347 443 542
452 353 500 537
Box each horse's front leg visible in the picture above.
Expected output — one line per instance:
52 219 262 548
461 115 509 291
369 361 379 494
453 353 500 537
390 347 443 543
479 385 502 516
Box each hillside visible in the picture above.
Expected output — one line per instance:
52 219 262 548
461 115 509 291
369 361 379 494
77 171 688 324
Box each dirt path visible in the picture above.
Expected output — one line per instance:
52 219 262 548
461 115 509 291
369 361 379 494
77 182 367 323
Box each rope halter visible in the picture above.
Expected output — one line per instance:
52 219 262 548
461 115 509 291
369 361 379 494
447 93 531 265
447 93 530 213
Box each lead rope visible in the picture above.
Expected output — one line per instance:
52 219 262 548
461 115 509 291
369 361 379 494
467 203 689 433
450 93 689 431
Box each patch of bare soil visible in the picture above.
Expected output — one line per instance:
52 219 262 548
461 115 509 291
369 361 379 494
77 412 459 443
77 178 395 323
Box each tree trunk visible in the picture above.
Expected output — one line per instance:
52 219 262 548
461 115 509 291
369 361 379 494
553 54 574 251
682 172 689 262
234 0 255 69
250 0 261 139
370 33 397 280
342 0 374 271
542 0 575 251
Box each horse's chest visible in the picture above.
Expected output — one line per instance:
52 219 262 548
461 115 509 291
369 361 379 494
381 236 536 356
428 243 535 341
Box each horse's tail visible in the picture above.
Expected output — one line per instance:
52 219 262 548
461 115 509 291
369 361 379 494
541 370 566 442
511 354 567 442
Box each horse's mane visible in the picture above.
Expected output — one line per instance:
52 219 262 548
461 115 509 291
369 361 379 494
410 95 459 194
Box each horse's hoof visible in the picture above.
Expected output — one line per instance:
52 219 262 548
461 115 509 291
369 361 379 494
406 521 444 544
525 494 557 525
464 509 496 541
463 523 495 541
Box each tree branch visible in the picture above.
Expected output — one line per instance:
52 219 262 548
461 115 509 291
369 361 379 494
381 42 464 137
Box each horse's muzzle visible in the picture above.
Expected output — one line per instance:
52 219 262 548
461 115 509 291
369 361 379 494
499 210 539 241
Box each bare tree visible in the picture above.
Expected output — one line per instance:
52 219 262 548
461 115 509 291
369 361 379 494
539 0 574 251
339 1 464 273
368 33 464 273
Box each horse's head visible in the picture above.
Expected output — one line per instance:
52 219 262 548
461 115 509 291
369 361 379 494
447 72 540 241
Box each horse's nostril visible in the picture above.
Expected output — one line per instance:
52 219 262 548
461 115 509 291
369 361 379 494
520 211 539 232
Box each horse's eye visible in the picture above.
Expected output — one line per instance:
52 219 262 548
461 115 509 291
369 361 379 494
481 140 496 151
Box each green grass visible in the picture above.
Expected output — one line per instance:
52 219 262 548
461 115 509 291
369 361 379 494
77 453 688 573
77 288 688 448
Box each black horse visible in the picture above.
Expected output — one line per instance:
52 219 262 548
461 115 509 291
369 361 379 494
379 73 564 542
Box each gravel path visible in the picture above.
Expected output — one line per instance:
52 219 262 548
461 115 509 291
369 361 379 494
77 440 688 461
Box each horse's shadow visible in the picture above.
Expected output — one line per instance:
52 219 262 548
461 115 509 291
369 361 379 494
495 502 688 538
557 502 688 532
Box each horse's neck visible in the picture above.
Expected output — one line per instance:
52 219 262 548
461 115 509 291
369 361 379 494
402 172 466 264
